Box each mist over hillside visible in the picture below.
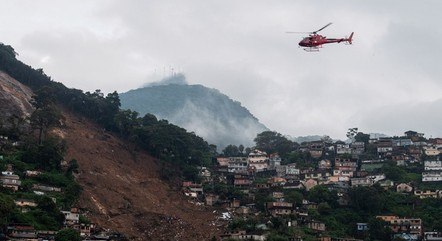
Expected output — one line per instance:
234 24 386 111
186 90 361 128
120 75 268 149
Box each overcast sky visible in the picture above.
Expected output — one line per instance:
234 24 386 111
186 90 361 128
1 0 441 140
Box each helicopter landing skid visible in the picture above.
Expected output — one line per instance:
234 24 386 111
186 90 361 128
303 47 320 52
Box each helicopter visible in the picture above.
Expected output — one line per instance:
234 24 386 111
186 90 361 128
287 23 354 51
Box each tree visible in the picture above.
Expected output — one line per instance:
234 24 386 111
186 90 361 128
222 145 239 157
307 185 338 207
254 131 294 157
348 186 383 214
66 159 79 176
30 87 64 144
55 228 81 241
238 144 244 154
383 162 407 182
355 132 370 144
0 193 14 226
318 202 332 215
284 190 303 205
321 135 333 144
368 218 392 241
21 138 66 171
346 128 358 143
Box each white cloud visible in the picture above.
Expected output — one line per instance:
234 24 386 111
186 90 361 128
1 0 441 140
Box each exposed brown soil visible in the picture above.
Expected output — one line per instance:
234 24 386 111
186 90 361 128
61 110 224 240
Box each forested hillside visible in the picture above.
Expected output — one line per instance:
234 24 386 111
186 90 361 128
120 74 268 149
0 43 211 181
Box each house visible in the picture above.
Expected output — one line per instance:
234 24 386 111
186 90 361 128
272 192 284 200
376 215 400 223
32 184 62 192
414 190 441 199
360 160 384 172
255 183 270 189
283 181 304 190
307 221 326 231
269 154 282 169
217 157 230 168
80 223 94 237
14 199 38 207
336 144 352 155
276 165 287 177
407 146 422 160
286 163 300 175
351 142 365 157
390 218 422 237
205 194 219 206
302 199 318 210
220 230 267 241
14 199 37 213
248 150 269 172
424 161 442 171
397 183 413 193
422 172 442 182
423 232 442 241
377 216 423 237
302 179 318 191
377 138 393 152
25 170 42 177
428 138 442 147
351 177 374 187
231 199 241 208
331 169 353 182
236 206 251 215
188 183 204 195
233 174 252 187
308 141 324 158
367 174 386 183
356 223 369 231
334 158 357 172
227 157 248 173
392 139 413 147
268 177 287 187
266 202 294 217
379 179 394 189
62 208 80 226
7 225 37 239
198 166 211 181
354 171 368 178
304 170 330 181
404 130 424 139
393 233 419 241
423 146 440 156
1 169 21 191
318 237 363 241
37 230 57 240
319 159 332 170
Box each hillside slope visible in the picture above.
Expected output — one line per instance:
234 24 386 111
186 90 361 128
60 109 222 240
0 70 221 241
0 71 34 124
120 77 268 149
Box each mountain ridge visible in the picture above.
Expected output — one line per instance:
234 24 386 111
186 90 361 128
120 80 268 149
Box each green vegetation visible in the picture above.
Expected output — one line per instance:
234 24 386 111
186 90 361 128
119 81 268 149
55 228 81 241
254 131 296 158
0 43 212 181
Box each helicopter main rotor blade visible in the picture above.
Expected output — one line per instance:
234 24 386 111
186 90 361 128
313 22 332 34
285 31 311 34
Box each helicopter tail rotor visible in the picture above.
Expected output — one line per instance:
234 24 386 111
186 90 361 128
348 32 354 44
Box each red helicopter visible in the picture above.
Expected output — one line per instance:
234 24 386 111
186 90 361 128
287 23 354 51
